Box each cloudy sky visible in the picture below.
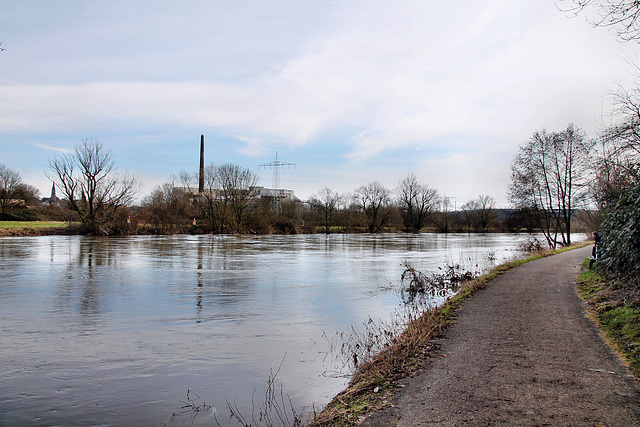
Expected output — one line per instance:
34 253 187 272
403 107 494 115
1 0 637 206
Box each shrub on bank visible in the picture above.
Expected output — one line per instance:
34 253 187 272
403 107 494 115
598 184 640 292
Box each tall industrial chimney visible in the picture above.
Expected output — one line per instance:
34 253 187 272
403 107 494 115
199 134 205 194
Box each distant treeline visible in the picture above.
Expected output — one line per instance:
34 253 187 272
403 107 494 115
0 177 594 237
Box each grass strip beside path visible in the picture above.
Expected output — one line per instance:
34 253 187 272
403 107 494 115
311 245 586 426
577 261 640 379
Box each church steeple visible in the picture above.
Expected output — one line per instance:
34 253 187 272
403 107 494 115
50 184 58 205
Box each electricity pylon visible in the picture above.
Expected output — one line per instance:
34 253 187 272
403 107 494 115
259 153 295 213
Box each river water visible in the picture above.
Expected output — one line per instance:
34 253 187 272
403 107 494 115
0 233 584 426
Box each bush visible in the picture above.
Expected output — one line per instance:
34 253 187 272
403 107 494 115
0 212 20 221
0 206 79 223
599 184 640 282
0 209 41 221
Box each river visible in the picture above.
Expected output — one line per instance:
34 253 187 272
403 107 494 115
0 233 584 426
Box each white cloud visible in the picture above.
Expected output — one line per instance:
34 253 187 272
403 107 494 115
231 134 270 158
33 143 73 154
1 1 630 152
421 146 514 207
1 0 637 199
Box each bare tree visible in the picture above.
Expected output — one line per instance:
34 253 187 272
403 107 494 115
354 181 392 233
509 124 593 247
48 139 140 234
476 195 497 233
197 165 226 233
142 178 192 233
338 192 362 233
460 199 481 233
433 194 455 233
558 0 640 42
309 187 342 233
608 78 640 161
588 73 640 209
592 129 640 210
396 174 439 233
0 163 23 213
460 196 496 233
214 163 259 233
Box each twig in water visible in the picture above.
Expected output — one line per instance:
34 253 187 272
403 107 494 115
227 353 309 427
164 389 215 426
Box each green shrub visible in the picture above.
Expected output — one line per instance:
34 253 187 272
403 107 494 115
599 184 640 282
0 210 40 221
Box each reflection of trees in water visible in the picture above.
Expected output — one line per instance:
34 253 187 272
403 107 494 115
192 237 257 321
53 237 122 332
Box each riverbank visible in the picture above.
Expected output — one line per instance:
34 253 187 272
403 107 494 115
0 221 80 237
0 220 591 238
310 243 640 426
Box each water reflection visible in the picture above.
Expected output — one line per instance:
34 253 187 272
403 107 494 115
0 233 586 426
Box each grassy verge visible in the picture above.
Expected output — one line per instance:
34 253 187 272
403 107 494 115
311 246 578 426
0 221 69 229
576 261 640 380
0 221 73 236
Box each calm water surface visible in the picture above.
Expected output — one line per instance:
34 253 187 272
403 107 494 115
0 233 584 426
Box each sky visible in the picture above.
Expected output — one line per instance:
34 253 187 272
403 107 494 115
1 0 638 207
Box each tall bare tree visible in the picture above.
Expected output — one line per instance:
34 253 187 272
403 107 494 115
476 195 497 232
460 199 480 233
0 163 23 213
354 181 392 233
588 73 640 210
48 139 139 234
201 163 259 233
396 174 439 233
461 195 497 233
309 187 342 233
509 124 592 247
197 165 225 233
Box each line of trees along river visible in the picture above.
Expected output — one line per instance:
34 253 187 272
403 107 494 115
2 138 596 238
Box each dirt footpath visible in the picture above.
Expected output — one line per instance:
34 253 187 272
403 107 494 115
361 246 640 426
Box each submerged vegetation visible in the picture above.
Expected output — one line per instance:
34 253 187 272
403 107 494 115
226 360 309 427
400 262 477 304
163 389 213 426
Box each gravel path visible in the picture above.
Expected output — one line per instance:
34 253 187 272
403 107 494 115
361 246 640 426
